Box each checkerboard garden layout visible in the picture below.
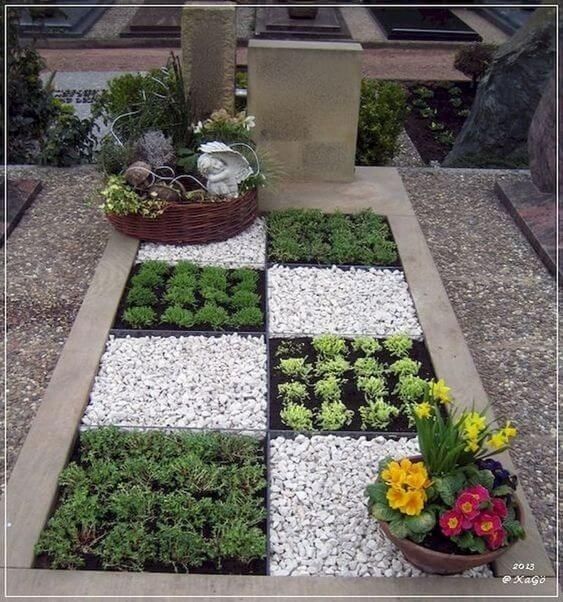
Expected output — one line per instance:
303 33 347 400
26 210 486 578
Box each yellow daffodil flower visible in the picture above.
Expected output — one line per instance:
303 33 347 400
431 379 452 404
414 401 433 419
487 430 508 450
464 423 481 440
464 411 486 432
464 437 480 453
502 421 518 440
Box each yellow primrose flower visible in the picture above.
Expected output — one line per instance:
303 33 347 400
399 489 426 516
387 486 408 510
405 471 428 490
399 458 413 472
431 379 452 404
487 430 508 450
502 421 518 440
381 461 407 489
407 461 428 477
414 401 433 419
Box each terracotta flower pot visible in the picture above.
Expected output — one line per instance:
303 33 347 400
377 456 524 575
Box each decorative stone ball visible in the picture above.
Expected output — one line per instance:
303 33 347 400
124 161 152 189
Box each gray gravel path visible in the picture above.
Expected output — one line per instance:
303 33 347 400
4 166 109 486
399 167 557 569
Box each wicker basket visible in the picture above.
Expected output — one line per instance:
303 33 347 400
106 189 258 244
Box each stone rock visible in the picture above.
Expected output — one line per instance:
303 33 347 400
444 8 556 168
528 75 557 193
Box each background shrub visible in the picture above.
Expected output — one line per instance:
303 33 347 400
6 9 96 165
356 79 407 166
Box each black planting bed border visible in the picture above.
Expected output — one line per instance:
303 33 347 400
112 264 267 334
268 336 436 435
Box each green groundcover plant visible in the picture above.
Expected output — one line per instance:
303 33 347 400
35 428 267 572
121 261 264 331
267 209 398 266
275 334 434 432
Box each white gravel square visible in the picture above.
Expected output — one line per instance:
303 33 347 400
269 434 493 578
136 217 266 268
268 265 423 337
82 334 267 430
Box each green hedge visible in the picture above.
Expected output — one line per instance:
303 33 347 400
356 79 407 166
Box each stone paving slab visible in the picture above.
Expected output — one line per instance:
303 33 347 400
495 178 559 278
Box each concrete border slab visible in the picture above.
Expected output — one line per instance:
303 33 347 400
3 168 556 597
3 568 557 599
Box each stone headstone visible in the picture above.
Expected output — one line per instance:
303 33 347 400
181 3 236 121
248 40 362 182
528 76 556 193
443 8 556 168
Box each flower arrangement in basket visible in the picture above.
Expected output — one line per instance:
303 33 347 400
93 55 276 243
366 379 525 574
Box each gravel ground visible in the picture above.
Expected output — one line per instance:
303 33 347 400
390 129 425 168
4 165 109 483
269 434 492 578
268 265 422 338
84 334 267 430
136 217 266 268
399 167 557 569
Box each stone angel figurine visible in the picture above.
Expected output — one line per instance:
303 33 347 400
197 141 253 198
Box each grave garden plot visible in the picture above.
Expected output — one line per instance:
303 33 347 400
268 265 422 338
404 81 475 164
136 216 266 268
269 334 436 433
5 171 555 597
113 260 266 333
268 434 492 578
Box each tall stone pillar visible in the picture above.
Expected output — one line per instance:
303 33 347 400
247 40 362 182
181 2 236 121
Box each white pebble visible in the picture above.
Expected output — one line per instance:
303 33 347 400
136 217 266 268
82 334 267 430
268 265 423 337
